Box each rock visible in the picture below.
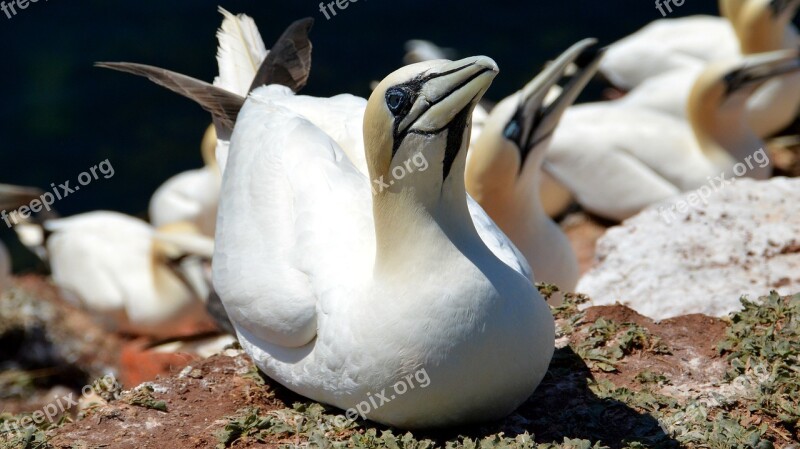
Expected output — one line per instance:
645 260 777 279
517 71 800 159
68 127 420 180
577 177 800 320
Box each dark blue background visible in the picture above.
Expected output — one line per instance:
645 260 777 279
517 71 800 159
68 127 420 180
0 1 725 268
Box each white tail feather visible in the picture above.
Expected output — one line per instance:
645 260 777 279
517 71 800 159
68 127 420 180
214 7 268 96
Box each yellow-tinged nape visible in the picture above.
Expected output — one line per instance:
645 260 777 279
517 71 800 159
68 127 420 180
735 0 800 54
153 221 214 260
200 124 218 169
466 96 522 223
719 0 748 23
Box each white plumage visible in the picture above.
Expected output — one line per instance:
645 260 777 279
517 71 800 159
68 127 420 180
213 7 269 96
46 211 213 337
545 51 799 221
606 0 800 137
214 57 554 428
600 16 738 90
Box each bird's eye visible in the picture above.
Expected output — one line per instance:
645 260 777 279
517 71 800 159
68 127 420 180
504 120 522 142
386 88 409 115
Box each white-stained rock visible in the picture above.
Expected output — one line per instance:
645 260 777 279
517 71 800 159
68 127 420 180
578 177 800 320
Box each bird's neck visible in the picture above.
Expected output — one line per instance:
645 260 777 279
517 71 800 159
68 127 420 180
691 98 764 167
372 150 483 274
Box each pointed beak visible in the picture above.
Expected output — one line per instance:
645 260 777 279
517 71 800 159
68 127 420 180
506 39 603 160
770 0 800 16
0 184 43 212
401 56 499 134
725 49 800 94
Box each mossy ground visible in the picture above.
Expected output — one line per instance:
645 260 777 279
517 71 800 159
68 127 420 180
3 290 798 449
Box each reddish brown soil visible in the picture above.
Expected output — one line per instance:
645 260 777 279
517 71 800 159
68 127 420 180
581 306 728 391
40 304 732 449
561 213 610 275
48 353 281 449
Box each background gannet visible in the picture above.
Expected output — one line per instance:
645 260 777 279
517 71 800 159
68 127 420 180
600 4 739 90
45 211 215 337
467 39 602 302
545 50 800 221
617 0 800 138
600 0 799 92
214 56 554 429
736 0 800 135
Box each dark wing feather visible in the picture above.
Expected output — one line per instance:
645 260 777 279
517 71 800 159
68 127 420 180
249 18 314 93
95 62 245 132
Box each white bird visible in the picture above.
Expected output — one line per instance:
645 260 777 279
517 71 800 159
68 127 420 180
44 211 214 337
467 40 602 302
617 0 800 137
1 181 216 337
213 57 554 429
600 0 746 90
545 50 800 221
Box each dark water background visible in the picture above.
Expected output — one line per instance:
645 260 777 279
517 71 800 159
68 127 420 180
0 1 729 268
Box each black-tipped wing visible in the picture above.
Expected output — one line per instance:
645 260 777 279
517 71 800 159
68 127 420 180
249 18 314 93
96 62 245 131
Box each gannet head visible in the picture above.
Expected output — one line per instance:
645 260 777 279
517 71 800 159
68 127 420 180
690 49 800 128
467 40 602 215
735 0 800 53
364 56 498 209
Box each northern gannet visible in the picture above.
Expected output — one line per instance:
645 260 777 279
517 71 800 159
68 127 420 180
2 181 216 336
600 0 799 91
467 40 602 302
618 0 800 137
545 50 800 221
213 57 554 429
44 212 215 337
